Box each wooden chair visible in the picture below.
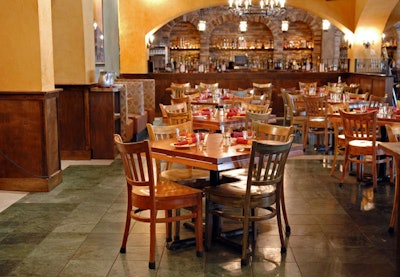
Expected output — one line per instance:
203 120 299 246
299 81 317 93
244 111 271 130
166 110 191 125
114 135 203 269
328 102 350 176
198 82 219 93
368 94 388 108
167 82 191 98
286 93 307 142
204 137 294 265
281 89 289 126
303 95 330 153
159 102 188 118
339 110 388 189
146 121 209 184
385 123 400 232
171 95 191 111
253 82 273 103
346 92 369 101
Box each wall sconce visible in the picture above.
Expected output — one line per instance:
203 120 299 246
322 19 330 31
147 34 154 48
281 20 289 32
363 40 373 49
198 20 206 32
239 21 247 33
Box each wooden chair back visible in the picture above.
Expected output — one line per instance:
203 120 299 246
303 95 328 117
368 94 388 108
159 102 188 118
244 111 271 130
253 123 294 142
170 82 190 98
340 109 377 142
166 110 191 125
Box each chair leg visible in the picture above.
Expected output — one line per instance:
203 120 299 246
120 211 131 254
340 149 349 187
372 155 378 190
166 210 172 242
241 212 250 266
280 180 291 235
174 209 181 241
302 124 308 151
389 174 399 233
149 213 156 269
276 188 286 254
205 198 213 251
195 194 204 257
330 144 338 176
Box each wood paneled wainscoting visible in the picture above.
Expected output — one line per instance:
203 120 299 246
56 84 94 160
0 90 62 192
121 72 394 118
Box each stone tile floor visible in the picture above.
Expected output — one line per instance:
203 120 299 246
1 140 400 276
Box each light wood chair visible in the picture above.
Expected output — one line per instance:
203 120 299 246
303 95 330 153
166 110 192 125
299 81 317 93
159 102 188 118
368 94 388 108
328 102 350 176
146 121 209 184
244 111 271 130
339 110 388 190
346 92 369 101
204 137 294 265
384 123 400 233
253 82 273 103
166 82 191 98
114 135 203 269
286 93 306 141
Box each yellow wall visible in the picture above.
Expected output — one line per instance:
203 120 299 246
52 0 95 85
0 0 54 91
119 0 398 73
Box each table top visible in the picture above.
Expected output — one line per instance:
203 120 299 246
379 142 400 159
150 133 303 172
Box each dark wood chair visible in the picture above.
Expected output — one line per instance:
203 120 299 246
114 135 203 269
205 136 294 265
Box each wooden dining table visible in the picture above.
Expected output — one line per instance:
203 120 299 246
150 133 303 185
378 142 400 248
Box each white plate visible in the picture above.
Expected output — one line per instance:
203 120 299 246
170 143 196 148
193 115 207 119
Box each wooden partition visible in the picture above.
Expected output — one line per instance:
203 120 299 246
0 90 62 192
121 71 394 117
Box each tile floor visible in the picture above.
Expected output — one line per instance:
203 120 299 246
1 138 400 276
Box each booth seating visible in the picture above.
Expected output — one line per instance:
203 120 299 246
115 79 156 142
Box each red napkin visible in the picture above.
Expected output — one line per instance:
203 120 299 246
201 110 210 115
236 138 250 145
227 111 236 118
231 132 243 138
174 140 189 146
192 112 200 116
230 108 239 113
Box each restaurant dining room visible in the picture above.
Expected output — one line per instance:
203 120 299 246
2 0 400 276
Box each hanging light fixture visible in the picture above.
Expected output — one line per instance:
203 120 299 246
228 0 286 16
322 19 331 31
281 20 289 32
239 20 248 32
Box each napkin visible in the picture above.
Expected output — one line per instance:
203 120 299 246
227 111 237 118
231 131 243 138
236 138 251 145
174 140 189 146
201 110 210 115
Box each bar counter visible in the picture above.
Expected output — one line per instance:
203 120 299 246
120 71 394 117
